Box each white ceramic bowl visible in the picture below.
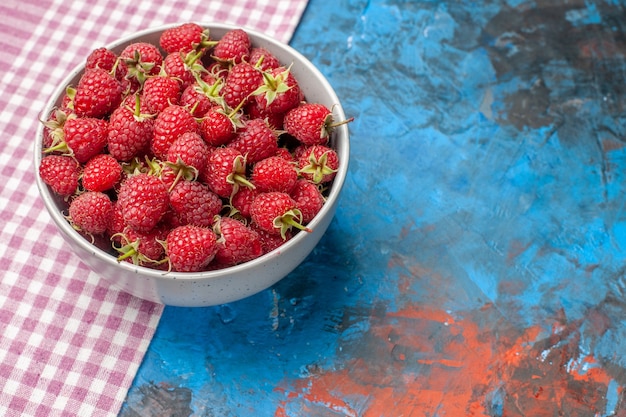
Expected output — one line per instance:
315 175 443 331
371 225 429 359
34 23 349 307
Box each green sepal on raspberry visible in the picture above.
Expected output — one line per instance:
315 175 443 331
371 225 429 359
297 145 339 184
273 207 311 240
252 66 293 106
191 71 226 109
112 227 169 267
120 42 163 87
226 153 255 195
41 108 71 151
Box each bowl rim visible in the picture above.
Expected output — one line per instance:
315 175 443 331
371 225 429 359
34 21 350 283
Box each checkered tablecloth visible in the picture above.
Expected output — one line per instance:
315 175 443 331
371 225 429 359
0 1 308 416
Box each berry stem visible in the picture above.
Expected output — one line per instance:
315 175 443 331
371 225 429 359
329 116 354 129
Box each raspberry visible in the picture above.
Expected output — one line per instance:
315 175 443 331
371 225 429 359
213 216 263 266
163 52 200 91
180 83 215 118
251 222 292 254
253 66 302 115
230 187 259 219
249 47 281 71
68 191 113 235
222 62 263 109
120 42 163 85
165 131 210 184
73 68 123 118
166 225 218 272
212 29 250 64
159 22 211 55
202 146 253 198
117 173 170 232
107 201 126 244
107 96 154 162
297 144 340 184
114 226 168 267
86 47 117 72
63 116 108 163
251 155 298 193
250 191 311 239
151 104 198 159
143 74 181 114
284 103 332 146
82 153 122 192
227 118 278 164
291 179 324 223
169 180 222 228
39 155 80 197
199 107 239 146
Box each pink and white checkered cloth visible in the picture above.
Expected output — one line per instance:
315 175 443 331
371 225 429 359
0 1 308 416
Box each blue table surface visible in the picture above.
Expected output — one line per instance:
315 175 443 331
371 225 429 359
120 0 626 416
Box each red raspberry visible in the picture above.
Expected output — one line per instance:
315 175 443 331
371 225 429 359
180 83 215 118
284 103 333 146
120 42 163 85
82 153 122 192
107 96 154 162
143 74 181 114
166 131 211 184
182 74 225 116
166 224 218 272
250 191 311 238
253 66 302 115
107 201 126 244
244 100 285 130
163 52 200 91
38 155 80 197
251 155 298 193
42 108 71 151
159 22 210 55
212 29 250 64
291 179 324 223
159 207 183 232
222 61 263 109
227 118 278 164
213 217 263 266
297 144 340 184
169 180 222 228
115 226 168 267
230 187 259 219
251 222 292 254
202 146 253 198
63 116 108 163
86 47 117 72
68 191 113 235
249 47 281 71
117 173 170 232
73 68 123 118
85 47 129 83
158 164 178 192
199 107 238 146
274 147 295 161
151 105 198 159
